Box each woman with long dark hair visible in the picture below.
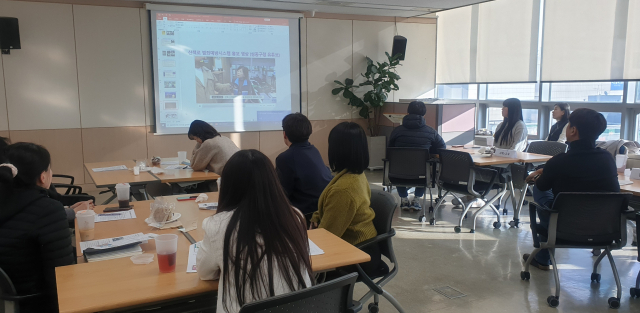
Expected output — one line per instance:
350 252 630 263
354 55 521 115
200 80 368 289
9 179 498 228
310 122 385 276
0 143 74 313
233 66 254 96
546 103 570 143
494 98 528 151
188 120 240 174
196 149 313 313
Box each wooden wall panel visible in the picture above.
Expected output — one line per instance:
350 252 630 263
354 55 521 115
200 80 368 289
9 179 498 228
9 129 85 184
74 5 146 128
259 131 288 165
81 127 148 182
0 1 81 130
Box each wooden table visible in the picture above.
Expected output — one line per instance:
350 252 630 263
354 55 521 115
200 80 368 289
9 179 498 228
57 194 370 313
447 146 552 166
84 160 158 188
619 173 640 196
146 157 220 184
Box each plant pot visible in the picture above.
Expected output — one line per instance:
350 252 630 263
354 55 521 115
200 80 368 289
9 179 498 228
367 136 386 170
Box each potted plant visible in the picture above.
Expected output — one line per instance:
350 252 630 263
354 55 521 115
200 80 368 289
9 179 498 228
332 52 402 169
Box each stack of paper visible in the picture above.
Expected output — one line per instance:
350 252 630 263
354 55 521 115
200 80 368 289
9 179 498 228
94 210 137 222
80 233 150 262
92 165 128 172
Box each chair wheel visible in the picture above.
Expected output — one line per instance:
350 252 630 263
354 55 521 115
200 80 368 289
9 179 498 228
428 206 434 213
429 218 435 225
470 229 475 233
547 295 559 308
368 303 379 313
418 215 427 223
592 249 602 256
493 221 502 229
608 297 620 309
502 209 508 215
520 271 530 280
590 273 601 283
454 226 461 233
508 221 519 228
630 287 639 298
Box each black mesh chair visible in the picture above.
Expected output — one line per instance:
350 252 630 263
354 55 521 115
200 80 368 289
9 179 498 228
383 148 435 222
238 272 360 313
507 141 568 227
521 192 633 309
432 149 506 233
1 267 42 313
353 188 405 313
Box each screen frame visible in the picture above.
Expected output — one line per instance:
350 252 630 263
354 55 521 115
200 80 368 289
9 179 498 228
147 7 302 135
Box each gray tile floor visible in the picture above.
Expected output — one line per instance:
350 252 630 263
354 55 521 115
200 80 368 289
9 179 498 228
88 171 640 312
358 170 640 313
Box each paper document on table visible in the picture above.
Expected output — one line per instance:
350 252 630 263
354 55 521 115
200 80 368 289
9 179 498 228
92 165 128 172
80 233 149 252
161 161 179 165
309 239 324 256
187 242 200 273
95 210 137 222
619 179 634 186
165 165 191 170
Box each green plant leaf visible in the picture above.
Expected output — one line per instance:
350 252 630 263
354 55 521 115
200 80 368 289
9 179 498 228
345 78 354 86
332 87 344 95
359 106 369 119
334 80 344 86
343 89 355 99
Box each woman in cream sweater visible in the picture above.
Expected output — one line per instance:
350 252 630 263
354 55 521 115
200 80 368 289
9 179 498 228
188 120 240 174
310 122 383 276
197 150 312 313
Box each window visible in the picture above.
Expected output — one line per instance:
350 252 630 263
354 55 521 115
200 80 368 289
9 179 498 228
523 109 538 136
436 84 477 100
636 82 640 103
487 107 538 136
549 82 624 102
486 83 538 101
599 112 621 141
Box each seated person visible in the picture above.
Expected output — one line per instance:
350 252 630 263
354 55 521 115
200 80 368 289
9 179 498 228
524 108 620 270
0 142 75 312
276 113 332 220
188 120 240 174
388 101 445 211
494 98 528 151
546 103 570 143
197 150 312 313
310 122 384 276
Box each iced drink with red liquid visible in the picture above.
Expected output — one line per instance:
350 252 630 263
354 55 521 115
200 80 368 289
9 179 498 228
155 234 178 273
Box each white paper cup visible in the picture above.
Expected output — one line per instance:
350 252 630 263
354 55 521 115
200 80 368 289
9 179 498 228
133 166 140 175
178 151 187 164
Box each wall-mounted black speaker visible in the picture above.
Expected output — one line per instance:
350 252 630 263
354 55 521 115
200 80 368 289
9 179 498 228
391 35 407 61
0 17 21 55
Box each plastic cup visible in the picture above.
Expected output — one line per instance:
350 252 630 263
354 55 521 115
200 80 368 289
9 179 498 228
625 169 631 177
155 234 178 273
76 210 96 242
616 154 628 173
115 183 131 208
178 151 187 164
133 166 140 175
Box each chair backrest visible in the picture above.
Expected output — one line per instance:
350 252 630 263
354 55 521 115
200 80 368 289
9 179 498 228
239 273 358 313
526 141 568 156
437 149 474 186
551 192 631 244
369 188 398 259
0 268 17 313
386 148 430 180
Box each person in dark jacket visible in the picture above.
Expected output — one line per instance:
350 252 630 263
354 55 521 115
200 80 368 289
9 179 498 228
276 113 332 222
524 108 620 270
388 101 446 211
0 142 75 313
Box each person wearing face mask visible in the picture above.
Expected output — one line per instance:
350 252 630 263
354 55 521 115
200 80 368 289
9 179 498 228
547 103 570 143
0 142 74 313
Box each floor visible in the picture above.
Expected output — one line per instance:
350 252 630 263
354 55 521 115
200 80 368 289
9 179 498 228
87 171 640 313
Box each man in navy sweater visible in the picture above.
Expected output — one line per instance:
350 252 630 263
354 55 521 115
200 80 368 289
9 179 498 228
524 108 620 270
276 113 333 222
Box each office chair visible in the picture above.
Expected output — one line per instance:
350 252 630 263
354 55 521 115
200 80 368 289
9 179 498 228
630 211 640 298
431 149 505 233
522 192 633 309
383 148 436 222
238 272 360 313
0 267 42 313
507 141 568 227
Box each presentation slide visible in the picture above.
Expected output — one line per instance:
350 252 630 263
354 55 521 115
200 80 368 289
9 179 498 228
151 11 301 134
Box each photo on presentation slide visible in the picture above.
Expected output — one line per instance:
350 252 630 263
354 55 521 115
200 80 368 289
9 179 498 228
194 56 277 104
164 102 177 110
165 92 176 99
164 81 176 88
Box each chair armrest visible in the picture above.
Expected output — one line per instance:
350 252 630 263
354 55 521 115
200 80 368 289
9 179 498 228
355 265 383 295
471 166 499 196
54 183 82 195
348 300 362 313
0 293 41 301
529 201 557 213
53 174 75 185
355 229 396 251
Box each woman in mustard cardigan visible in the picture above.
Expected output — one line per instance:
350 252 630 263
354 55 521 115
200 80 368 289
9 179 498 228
310 122 384 275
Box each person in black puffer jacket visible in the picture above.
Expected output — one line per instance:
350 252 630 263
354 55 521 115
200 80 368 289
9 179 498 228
0 142 74 313
388 101 446 211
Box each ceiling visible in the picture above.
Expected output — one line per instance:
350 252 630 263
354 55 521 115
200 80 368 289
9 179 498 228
132 0 493 17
